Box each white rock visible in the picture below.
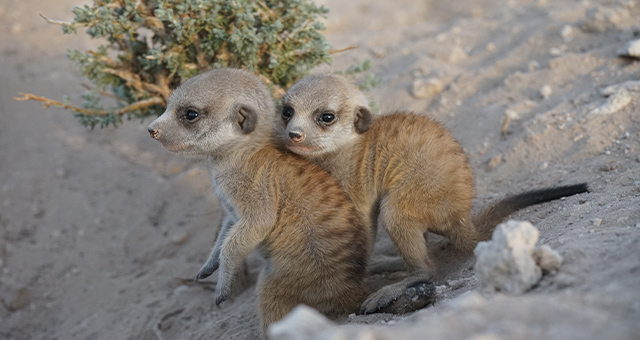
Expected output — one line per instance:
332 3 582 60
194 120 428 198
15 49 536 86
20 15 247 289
533 245 563 273
589 90 632 115
474 220 542 294
618 39 640 58
540 85 552 99
560 25 575 42
268 305 336 340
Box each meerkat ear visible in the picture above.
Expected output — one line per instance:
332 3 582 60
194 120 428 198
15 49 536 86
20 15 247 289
354 107 372 134
237 106 258 134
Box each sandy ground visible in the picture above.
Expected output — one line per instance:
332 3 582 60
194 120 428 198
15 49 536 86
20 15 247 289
1 0 639 339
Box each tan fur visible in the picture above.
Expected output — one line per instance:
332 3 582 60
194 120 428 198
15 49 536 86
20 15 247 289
277 73 588 313
147 69 369 335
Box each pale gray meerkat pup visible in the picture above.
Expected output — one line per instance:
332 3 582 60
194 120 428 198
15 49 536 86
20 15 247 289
276 73 589 314
147 69 371 336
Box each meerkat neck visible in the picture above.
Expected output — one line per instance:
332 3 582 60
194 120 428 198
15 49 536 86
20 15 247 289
208 140 269 172
316 142 359 183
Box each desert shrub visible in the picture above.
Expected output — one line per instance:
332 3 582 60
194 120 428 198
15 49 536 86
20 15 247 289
16 0 335 128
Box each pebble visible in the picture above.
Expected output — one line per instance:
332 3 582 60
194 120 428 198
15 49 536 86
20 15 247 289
487 154 503 170
411 78 444 98
170 231 189 246
618 39 640 58
549 47 563 56
540 85 552 99
560 25 575 42
593 218 603 227
533 245 563 273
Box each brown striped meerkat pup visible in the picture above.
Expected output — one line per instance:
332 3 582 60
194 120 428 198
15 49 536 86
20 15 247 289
147 69 370 335
276 73 588 314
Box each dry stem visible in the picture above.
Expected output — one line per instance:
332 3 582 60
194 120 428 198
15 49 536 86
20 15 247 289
329 45 358 54
13 93 164 116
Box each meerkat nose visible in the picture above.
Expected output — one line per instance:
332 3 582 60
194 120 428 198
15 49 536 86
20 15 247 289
288 131 305 143
148 127 159 139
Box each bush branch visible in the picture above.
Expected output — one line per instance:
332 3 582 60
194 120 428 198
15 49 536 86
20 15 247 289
13 93 164 116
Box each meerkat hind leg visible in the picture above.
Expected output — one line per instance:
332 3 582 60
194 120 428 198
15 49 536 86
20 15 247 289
360 201 436 314
368 255 406 274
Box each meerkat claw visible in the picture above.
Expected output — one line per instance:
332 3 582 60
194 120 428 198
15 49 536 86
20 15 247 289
215 293 227 307
194 269 214 282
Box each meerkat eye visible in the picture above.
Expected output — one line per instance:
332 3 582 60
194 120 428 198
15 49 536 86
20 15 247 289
185 109 199 121
320 113 335 123
282 106 294 120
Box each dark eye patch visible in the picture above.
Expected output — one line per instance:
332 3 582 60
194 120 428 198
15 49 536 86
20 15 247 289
282 106 294 119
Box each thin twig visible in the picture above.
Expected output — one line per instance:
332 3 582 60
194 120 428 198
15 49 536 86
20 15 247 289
13 93 164 116
329 45 358 54
14 93 102 116
115 97 164 115
81 84 128 102
39 13 85 27
102 69 171 100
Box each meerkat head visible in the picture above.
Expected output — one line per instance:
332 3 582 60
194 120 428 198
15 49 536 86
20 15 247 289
148 68 274 156
277 74 373 157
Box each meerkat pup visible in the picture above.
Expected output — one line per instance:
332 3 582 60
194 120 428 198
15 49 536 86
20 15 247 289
147 69 370 335
276 73 588 314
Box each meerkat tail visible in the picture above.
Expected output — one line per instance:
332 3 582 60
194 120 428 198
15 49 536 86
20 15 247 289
474 183 589 241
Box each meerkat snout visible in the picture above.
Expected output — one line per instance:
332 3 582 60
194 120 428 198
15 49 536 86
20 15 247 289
148 127 159 140
288 131 305 143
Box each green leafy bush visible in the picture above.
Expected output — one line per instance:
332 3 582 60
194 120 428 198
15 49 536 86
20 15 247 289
17 0 334 128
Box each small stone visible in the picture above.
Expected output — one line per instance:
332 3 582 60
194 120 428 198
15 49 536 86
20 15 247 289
593 218 603 227
560 25 575 42
618 39 640 58
550 47 562 56
533 245 563 273
268 305 335 340
173 285 189 295
528 61 540 71
487 154 503 170
411 78 444 98
540 85 552 99
170 231 189 246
